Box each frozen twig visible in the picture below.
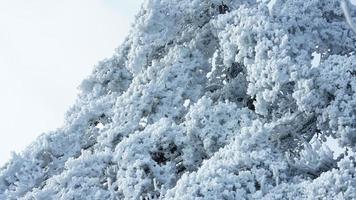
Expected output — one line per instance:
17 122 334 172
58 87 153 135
341 0 356 34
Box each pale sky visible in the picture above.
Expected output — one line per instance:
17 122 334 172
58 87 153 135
0 0 143 166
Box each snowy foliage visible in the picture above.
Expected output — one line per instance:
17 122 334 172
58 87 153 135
1 0 356 199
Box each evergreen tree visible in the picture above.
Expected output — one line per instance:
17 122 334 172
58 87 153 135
1 0 356 199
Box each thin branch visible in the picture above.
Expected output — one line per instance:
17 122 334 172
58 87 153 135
341 0 356 34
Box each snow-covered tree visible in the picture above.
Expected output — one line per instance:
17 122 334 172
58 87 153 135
1 0 356 199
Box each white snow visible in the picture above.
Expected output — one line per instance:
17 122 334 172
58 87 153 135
1 0 356 199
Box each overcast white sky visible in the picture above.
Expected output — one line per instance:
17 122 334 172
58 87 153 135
0 0 143 165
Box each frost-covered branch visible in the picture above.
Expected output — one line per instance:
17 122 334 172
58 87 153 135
341 0 356 34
